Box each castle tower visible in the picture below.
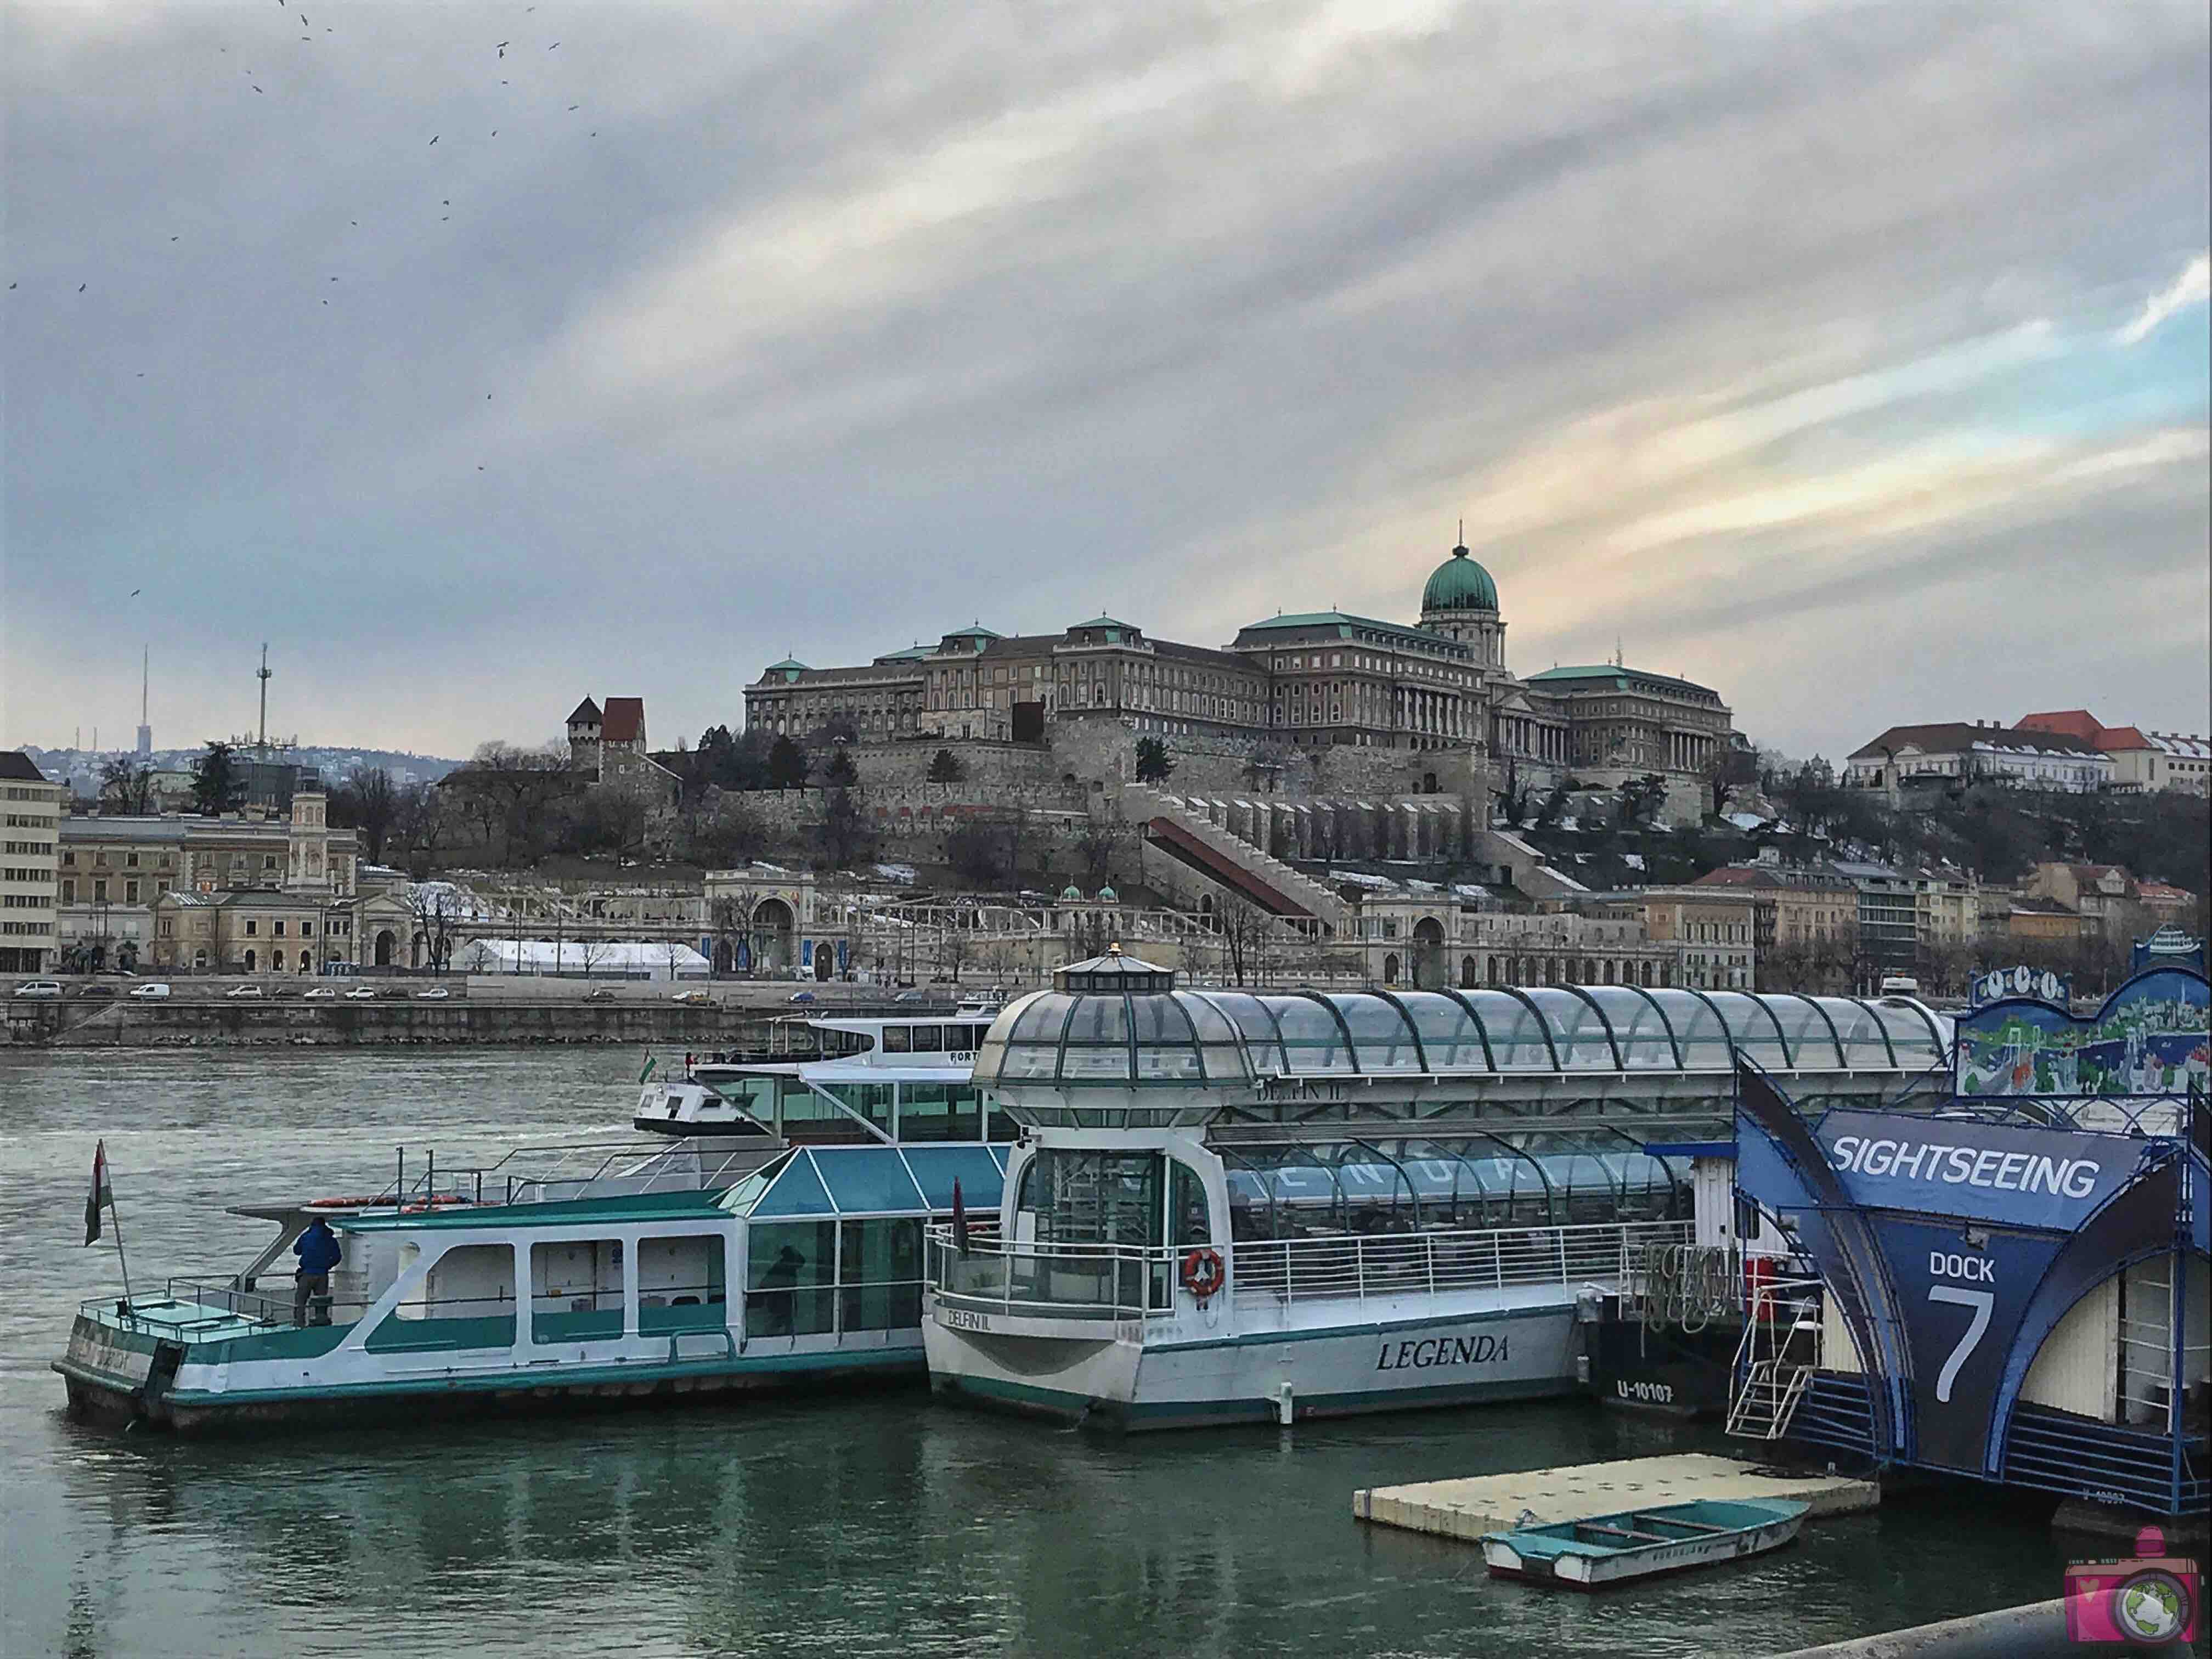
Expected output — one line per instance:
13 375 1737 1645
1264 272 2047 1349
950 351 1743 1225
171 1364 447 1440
566 697 603 774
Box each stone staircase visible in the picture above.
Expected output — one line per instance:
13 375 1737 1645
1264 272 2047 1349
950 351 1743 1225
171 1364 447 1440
1116 785 1347 930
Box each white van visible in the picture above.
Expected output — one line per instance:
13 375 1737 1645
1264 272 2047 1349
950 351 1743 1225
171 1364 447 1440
1878 975 1921 997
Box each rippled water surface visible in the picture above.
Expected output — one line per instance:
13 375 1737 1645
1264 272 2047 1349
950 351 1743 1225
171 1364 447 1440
1 1048 2070 1656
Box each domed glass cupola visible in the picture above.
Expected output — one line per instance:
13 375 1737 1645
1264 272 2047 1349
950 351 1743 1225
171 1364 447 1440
973 946 1249 1114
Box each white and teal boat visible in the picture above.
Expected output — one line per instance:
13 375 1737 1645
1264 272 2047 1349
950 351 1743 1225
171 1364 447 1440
1480 1498 1809 1587
637 1005 1013 1143
56 1134 1008 1435
923 949 1949 1430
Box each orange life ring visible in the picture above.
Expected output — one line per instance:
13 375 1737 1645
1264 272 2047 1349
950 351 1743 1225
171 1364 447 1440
1179 1247 1226 1301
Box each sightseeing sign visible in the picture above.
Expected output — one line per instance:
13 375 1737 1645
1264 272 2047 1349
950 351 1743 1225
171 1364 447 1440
1733 1066 2194 1481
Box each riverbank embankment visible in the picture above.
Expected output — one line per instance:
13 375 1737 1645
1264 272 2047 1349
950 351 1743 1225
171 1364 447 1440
2 977 932 1048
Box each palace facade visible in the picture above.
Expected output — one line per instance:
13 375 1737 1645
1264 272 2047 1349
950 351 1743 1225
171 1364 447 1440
744 541 1734 806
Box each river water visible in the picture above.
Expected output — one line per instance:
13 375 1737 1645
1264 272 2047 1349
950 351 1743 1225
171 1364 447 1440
1 1048 2072 1657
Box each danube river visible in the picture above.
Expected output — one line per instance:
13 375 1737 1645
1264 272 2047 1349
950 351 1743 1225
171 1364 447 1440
1 1048 2070 1657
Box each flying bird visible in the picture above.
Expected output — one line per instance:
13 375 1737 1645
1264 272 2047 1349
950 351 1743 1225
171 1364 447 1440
253 84 264 93
548 41 558 49
429 134 438 144
78 283 87 292
131 589 142 596
568 104 578 111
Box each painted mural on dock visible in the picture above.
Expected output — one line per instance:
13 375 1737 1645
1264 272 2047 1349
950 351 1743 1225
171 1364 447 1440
1954 966 2209 1099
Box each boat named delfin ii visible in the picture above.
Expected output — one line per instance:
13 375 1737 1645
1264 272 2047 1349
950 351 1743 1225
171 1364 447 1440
923 948 1948 1429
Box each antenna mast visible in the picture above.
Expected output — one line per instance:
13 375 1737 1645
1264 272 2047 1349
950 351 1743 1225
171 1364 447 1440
256 644 272 756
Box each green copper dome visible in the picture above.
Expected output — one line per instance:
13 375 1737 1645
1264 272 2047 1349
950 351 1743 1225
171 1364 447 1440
1421 544 1498 613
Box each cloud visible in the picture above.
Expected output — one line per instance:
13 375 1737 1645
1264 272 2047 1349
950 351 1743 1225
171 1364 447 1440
2 3 2206 763
2116 252 2210 344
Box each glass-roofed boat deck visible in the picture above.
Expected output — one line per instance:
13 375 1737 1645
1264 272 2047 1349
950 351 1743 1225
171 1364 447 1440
974 981 1950 1130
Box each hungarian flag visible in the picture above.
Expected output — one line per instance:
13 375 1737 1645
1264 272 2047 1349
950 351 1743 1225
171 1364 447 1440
951 1177 969 1255
84 1140 111 1245
639 1054 657 1084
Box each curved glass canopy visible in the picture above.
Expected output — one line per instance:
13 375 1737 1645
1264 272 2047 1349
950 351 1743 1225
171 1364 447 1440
972 984 1948 1088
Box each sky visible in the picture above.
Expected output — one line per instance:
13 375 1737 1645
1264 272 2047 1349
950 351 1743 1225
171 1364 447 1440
3 2 2207 765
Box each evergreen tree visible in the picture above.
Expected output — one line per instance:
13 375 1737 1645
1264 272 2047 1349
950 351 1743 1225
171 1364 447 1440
766 735 810 791
1133 736 1176 785
822 745 860 787
927 747 966 784
190 740 248 815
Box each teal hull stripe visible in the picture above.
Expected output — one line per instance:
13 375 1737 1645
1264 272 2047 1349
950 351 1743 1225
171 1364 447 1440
940 1369 1572 1423
63 1346 922 1409
1152 1301 1563 1355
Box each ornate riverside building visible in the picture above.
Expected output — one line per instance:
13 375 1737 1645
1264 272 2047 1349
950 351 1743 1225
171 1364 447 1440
743 541 1734 802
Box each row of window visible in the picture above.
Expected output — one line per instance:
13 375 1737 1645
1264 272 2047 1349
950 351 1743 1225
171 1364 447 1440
3 840 51 856
4 813 56 828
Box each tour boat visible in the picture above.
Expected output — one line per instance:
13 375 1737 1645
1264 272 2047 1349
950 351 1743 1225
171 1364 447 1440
634 1003 1011 1144
1479 1498 1808 1588
921 949 1949 1430
56 1132 1009 1435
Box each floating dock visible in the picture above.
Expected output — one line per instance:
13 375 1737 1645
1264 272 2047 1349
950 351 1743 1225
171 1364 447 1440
1352 1452 1877 1542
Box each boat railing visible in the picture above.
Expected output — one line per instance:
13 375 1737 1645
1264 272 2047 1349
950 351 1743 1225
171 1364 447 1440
927 1218 1688 1323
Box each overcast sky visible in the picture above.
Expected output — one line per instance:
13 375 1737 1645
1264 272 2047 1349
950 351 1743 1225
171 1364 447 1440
4 2 2206 764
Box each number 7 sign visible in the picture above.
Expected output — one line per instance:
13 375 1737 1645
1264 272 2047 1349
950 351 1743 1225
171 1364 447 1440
1927 1285 1994 1403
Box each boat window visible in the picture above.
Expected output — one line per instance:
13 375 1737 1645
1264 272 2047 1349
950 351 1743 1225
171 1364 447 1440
1328 994 1423 1071
1260 996 1356 1074
910 1024 944 1053
371 1241 515 1345
746 1221 834 1336
1170 1158 1211 1246
882 1025 912 1053
1702 992 1790 1068
1400 992 1490 1069
1026 1147 1162 1245
839 1219 922 1331
819 1082 894 1138
1059 995 1134 1081
814 1146 926 1213
1819 997 1897 1066
1645 990 1732 1069
1581 986 1679 1069
901 1144 1003 1210
898 1082 983 1142
638 1235 727 1333
1457 990 1554 1068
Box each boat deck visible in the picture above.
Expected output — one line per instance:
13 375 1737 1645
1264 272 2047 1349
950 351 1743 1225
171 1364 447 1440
1352 1452 1876 1542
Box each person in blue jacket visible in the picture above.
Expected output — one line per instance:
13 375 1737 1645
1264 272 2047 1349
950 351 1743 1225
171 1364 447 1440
292 1216 343 1327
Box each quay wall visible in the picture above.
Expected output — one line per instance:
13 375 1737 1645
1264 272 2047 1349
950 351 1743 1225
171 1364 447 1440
2 978 921 1049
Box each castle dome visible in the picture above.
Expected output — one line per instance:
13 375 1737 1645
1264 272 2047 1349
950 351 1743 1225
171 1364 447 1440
1421 543 1498 613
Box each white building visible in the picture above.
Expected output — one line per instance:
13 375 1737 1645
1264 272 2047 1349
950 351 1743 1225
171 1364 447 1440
1844 721 2112 799
1 753 63 973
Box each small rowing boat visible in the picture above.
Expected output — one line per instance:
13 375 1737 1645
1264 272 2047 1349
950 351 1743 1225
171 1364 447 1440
1480 1497 1808 1588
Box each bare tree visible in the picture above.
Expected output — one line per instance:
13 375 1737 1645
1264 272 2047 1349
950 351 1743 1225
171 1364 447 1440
98 755 156 815
330 765 400 862
405 884 462 973
1214 891 1270 986
1073 824 1121 890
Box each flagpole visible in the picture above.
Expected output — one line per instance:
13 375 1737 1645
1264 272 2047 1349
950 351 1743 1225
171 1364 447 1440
105 1150 136 1310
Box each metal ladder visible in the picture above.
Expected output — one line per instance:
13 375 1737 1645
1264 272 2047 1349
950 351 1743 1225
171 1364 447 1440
1725 1272 1822 1441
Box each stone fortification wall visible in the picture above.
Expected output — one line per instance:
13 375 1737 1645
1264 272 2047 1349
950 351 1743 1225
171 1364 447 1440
1047 718 1488 804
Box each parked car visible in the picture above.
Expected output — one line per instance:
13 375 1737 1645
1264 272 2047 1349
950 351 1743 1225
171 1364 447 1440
415 987 452 1000
671 989 712 1006
584 987 617 1002
343 986 378 1001
893 989 927 1003
10 980 64 998
77 984 118 998
128 983 172 1000
787 990 817 1005
225 984 264 1000
379 988 410 1000
303 986 338 1000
